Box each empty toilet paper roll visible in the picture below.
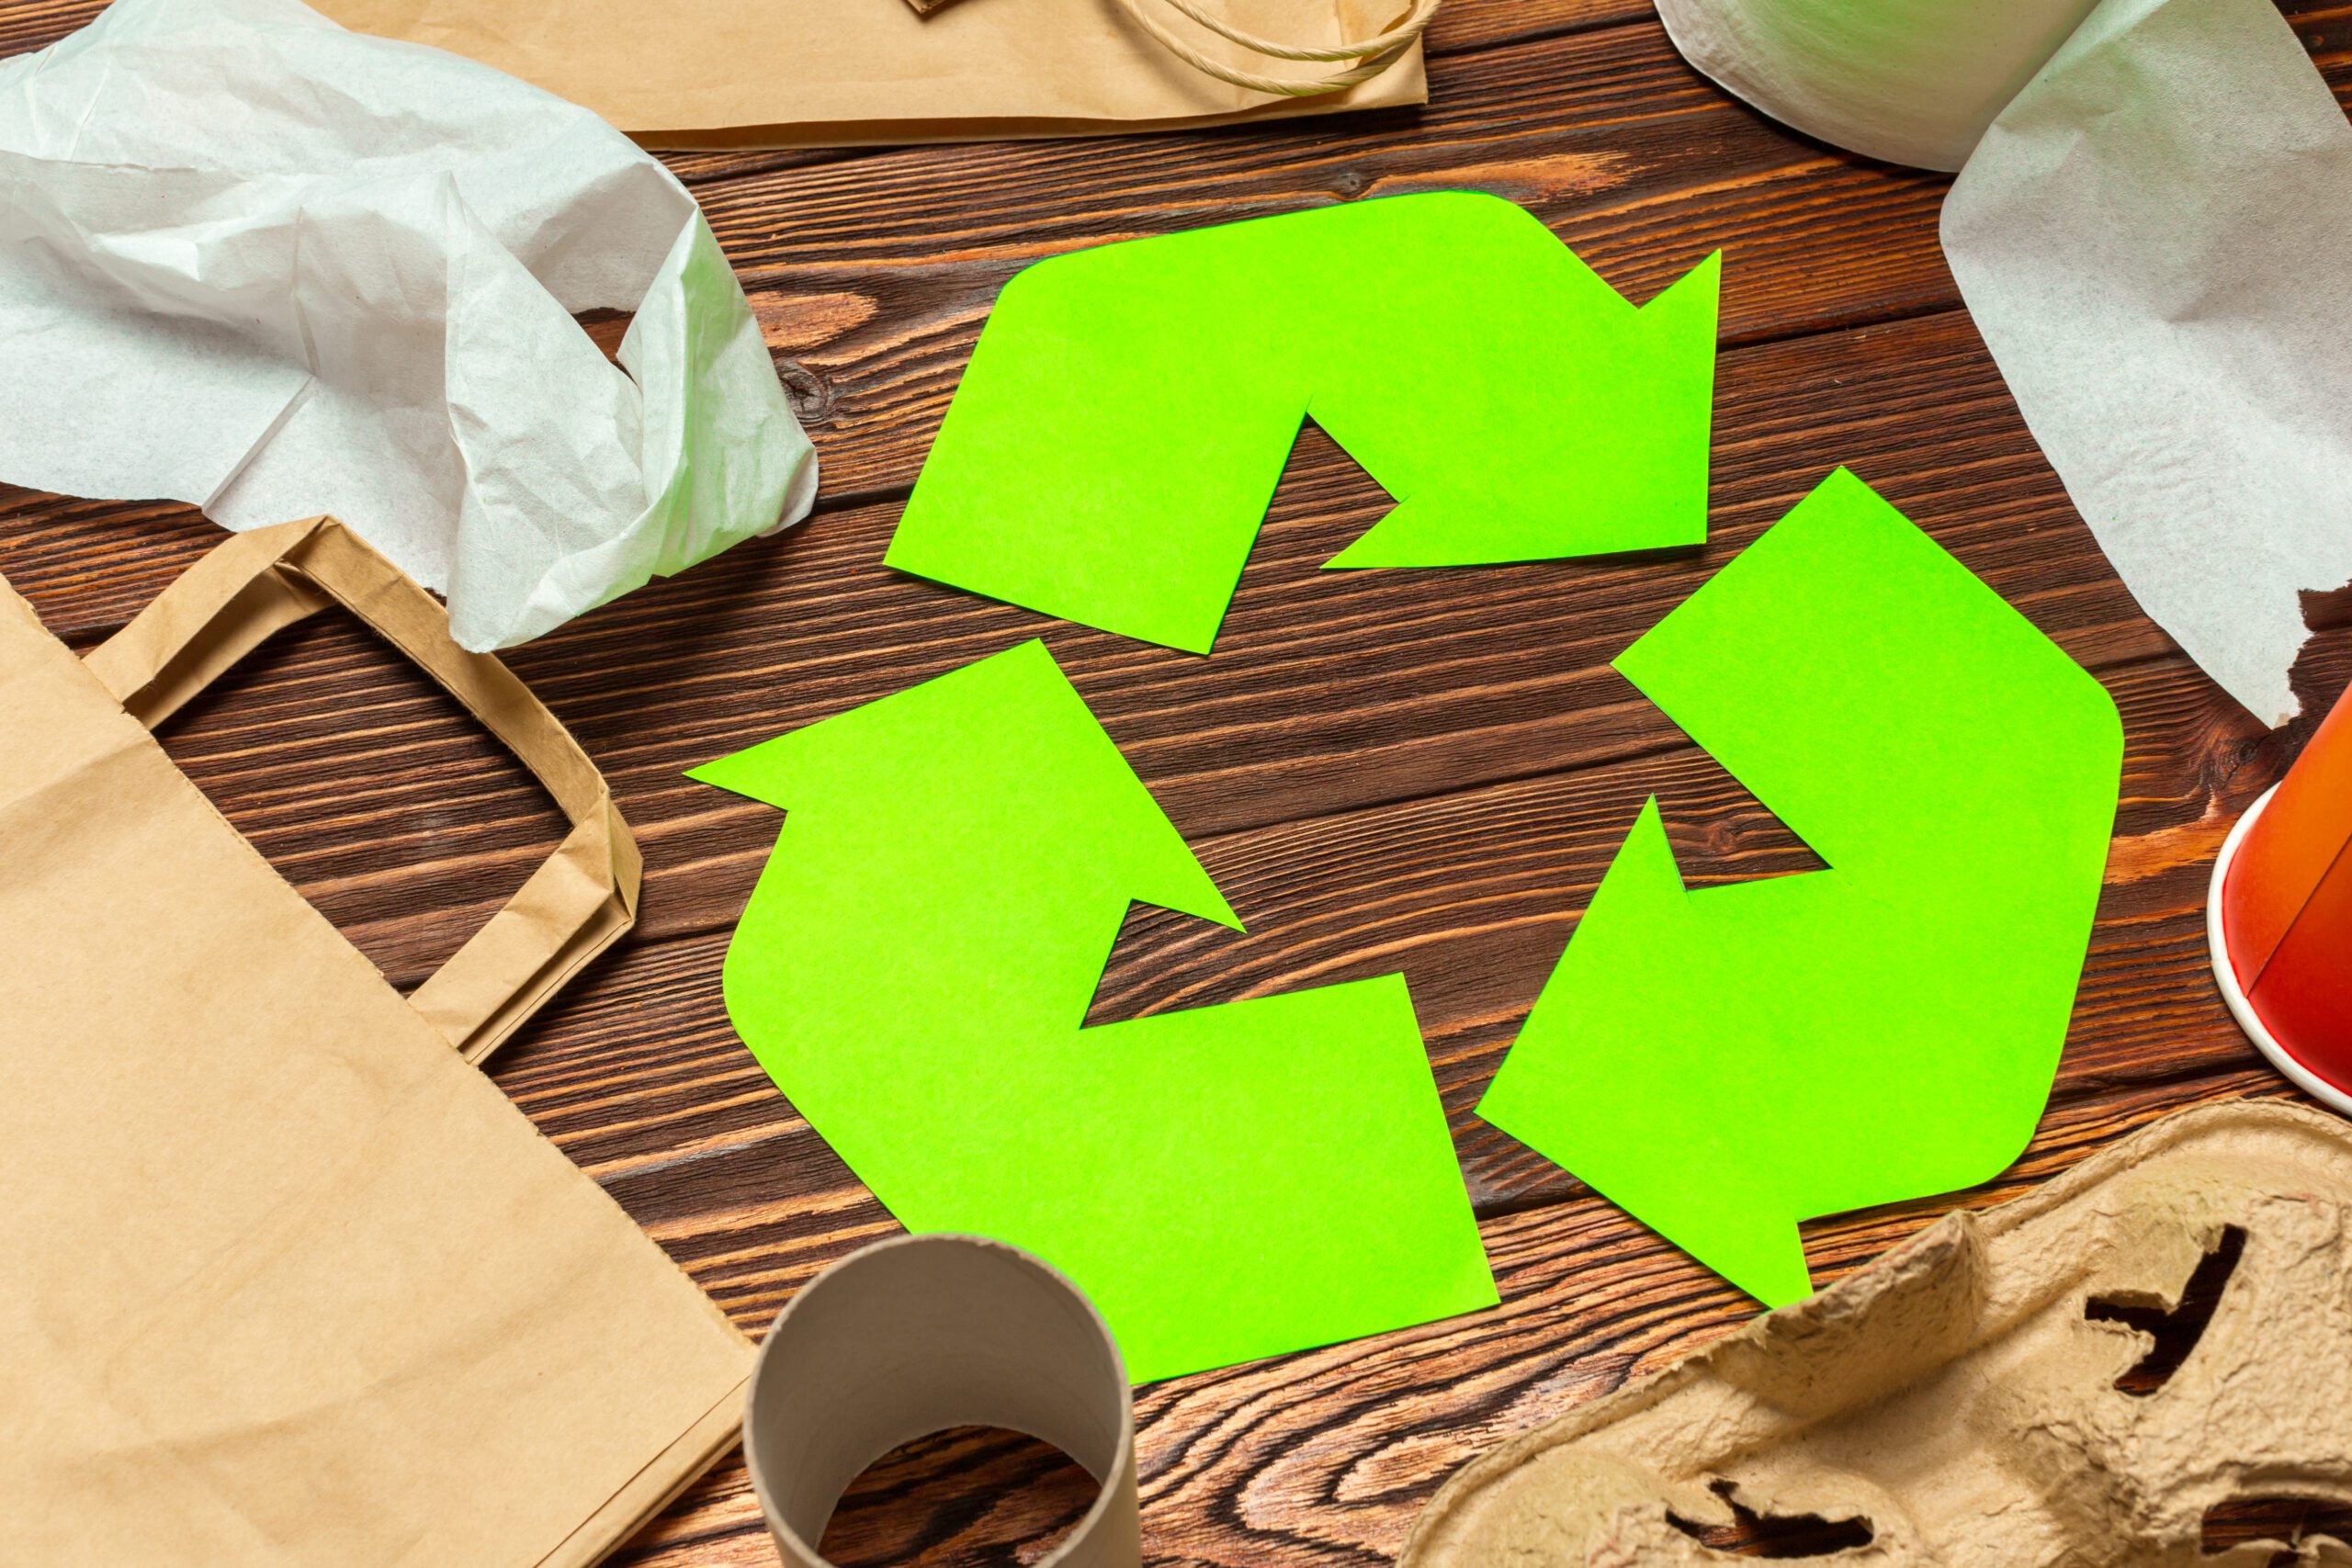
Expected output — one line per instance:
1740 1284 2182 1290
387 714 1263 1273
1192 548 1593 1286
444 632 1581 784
1656 0 2352 725
743 1235 1140 1568
0 0 818 653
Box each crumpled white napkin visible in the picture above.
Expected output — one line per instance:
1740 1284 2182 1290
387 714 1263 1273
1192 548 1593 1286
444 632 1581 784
0 0 816 650
1657 0 2352 726
1943 0 2352 727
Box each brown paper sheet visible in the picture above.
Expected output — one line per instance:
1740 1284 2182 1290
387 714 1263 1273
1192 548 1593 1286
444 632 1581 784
0 517 752 1565
311 0 1427 149
1403 1100 2352 1567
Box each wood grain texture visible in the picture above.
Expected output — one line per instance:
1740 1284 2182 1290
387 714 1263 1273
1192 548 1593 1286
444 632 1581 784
4 0 2350 1564
612 1062 2307 1567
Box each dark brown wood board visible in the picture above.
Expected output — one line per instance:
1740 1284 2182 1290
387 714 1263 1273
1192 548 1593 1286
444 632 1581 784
3 0 2350 1562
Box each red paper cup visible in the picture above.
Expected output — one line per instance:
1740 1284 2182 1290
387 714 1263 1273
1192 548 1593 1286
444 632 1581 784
2210 683 2352 1112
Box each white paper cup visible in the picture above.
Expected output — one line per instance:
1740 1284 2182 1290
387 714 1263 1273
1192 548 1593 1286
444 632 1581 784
1654 0 2101 168
2208 784 2352 1116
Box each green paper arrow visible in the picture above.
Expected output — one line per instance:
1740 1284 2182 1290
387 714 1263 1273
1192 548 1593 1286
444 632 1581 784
1476 470 2122 1306
691 639 1495 1382
887 192 1721 653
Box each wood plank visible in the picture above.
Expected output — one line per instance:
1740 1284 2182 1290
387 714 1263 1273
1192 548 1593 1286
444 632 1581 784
601 1061 2301 1566
0 0 1661 205
474 637 2285 1253
10 305 2340 992
687 25 1952 505
0 175 2329 1292
1431 0 1652 54
653 0 2352 501
0 4 1671 188
814 1424 1096 1568
1432 0 2352 83
2 6 2345 538
655 1 1666 189
9 0 2341 73
487 643 2317 1251
5 7 2350 1568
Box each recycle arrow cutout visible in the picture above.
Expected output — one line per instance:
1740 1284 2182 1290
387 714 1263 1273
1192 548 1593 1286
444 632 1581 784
886 191 1721 654
695 196 2124 1372
1478 469 2122 1306
690 639 1498 1384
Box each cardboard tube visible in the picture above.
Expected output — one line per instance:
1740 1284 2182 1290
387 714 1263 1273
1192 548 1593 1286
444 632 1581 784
1653 0 2099 169
742 1235 1139 1568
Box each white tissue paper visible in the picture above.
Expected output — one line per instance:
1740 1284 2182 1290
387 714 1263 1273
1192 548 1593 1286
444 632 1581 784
1655 0 2352 724
1942 0 2352 727
0 0 816 651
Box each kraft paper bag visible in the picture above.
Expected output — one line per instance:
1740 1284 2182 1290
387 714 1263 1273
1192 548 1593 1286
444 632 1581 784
0 517 754 1565
311 0 1428 149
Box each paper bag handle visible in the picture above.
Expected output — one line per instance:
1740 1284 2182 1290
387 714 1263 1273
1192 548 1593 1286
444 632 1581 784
1112 0 1438 96
82 516 642 1065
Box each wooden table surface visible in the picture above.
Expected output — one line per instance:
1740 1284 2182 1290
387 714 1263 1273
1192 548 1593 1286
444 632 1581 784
6 1 2351 1562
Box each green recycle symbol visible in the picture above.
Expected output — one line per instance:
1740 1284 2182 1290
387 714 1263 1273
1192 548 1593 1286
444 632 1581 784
695 194 2121 1382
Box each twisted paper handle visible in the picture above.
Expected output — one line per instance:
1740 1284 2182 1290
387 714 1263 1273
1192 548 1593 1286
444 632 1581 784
1114 0 1440 96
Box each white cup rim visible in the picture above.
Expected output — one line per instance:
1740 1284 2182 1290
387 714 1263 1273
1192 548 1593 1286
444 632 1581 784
2207 783 2352 1117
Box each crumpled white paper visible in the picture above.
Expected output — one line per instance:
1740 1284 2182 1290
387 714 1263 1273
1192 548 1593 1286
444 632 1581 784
1656 0 2351 724
0 0 816 651
1942 0 2352 727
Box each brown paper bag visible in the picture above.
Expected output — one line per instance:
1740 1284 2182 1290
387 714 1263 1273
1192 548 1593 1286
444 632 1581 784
311 0 1427 149
0 517 754 1565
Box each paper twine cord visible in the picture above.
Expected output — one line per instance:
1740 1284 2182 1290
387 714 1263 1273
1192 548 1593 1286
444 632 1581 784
1112 0 1440 96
